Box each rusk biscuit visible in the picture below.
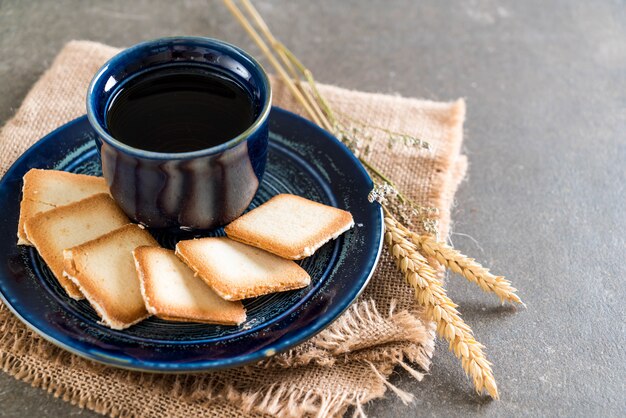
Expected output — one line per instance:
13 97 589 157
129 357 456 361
18 169 109 245
224 194 354 260
63 224 158 330
25 193 130 299
134 246 246 325
175 237 311 301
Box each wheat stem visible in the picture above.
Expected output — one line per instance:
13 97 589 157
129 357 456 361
238 0 337 131
274 42 339 128
223 0 324 127
239 0 333 131
384 214 499 399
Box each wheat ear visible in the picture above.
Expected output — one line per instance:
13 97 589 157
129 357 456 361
405 233 523 306
384 215 499 399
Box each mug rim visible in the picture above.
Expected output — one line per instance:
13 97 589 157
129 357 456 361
86 36 272 160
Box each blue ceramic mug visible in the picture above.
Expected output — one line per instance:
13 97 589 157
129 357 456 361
87 37 271 230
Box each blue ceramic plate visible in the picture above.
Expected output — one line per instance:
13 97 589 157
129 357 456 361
0 107 383 372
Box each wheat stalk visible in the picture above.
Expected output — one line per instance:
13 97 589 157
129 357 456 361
384 215 499 399
224 0 515 400
406 233 523 306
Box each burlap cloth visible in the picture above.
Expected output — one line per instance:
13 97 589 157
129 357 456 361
0 41 467 417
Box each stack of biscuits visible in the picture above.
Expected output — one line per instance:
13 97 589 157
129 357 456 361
18 169 354 330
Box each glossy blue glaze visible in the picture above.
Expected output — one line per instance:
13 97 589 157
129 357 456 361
0 108 383 372
87 37 272 229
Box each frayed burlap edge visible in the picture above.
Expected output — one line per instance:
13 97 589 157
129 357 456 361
0 299 435 417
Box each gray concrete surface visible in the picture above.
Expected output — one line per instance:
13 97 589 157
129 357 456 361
1 0 624 416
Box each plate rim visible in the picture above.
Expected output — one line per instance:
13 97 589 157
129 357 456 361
0 107 384 372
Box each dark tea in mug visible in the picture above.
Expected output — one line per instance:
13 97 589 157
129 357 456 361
105 66 259 153
87 37 271 230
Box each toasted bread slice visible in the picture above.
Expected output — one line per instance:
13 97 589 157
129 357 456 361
63 224 158 330
18 169 110 245
224 194 354 260
175 237 311 301
133 247 246 325
24 193 130 299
